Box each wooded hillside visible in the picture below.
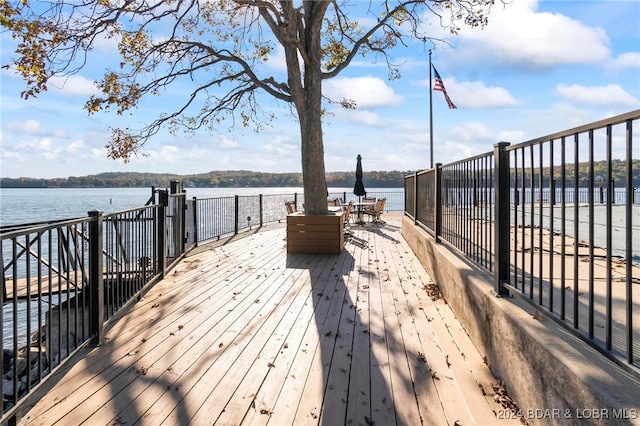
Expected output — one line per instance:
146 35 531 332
0 170 412 188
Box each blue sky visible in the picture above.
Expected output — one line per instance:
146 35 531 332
1 0 639 179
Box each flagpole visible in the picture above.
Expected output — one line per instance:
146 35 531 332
429 50 434 169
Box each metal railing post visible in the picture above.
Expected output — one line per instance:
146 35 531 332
192 197 198 247
88 210 104 345
435 163 442 242
494 142 511 296
157 190 168 278
259 194 264 227
413 171 418 225
234 195 239 235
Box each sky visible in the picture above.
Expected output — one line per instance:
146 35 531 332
1 0 639 179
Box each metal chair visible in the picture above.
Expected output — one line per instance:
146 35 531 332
285 201 297 214
363 197 386 225
342 201 354 235
362 197 376 213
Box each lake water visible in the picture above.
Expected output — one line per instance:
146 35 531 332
0 187 404 227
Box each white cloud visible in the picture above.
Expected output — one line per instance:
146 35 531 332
38 138 53 151
556 83 638 107
456 0 610 68
522 103 597 137
605 52 640 73
5 119 69 138
219 135 240 149
48 74 100 96
452 80 517 109
448 122 493 142
324 76 403 108
67 140 86 153
6 119 43 134
266 45 287 72
158 145 180 157
91 32 120 54
436 140 481 163
497 130 526 145
416 77 517 109
263 133 297 154
335 109 386 127
90 146 109 159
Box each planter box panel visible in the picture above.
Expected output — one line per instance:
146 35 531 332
287 224 339 233
287 238 342 249
286 212 344 254
287 245 343 254
287 216 341 225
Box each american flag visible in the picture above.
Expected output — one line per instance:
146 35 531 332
432 65 457 109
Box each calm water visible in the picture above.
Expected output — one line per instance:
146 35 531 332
0 187 403 226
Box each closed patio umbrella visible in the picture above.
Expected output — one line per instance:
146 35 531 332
353 154 366 202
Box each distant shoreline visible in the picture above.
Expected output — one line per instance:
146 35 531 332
0 169 410 189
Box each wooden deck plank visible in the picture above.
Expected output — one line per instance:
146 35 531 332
211 252 326 425
102 236 304 425
291 252 355 425
344 233 373 426
141 236 315 425
377 229 447 426
72 233 287 424
21 213 516 426
402 246 522 424
266 255 346 425
195 253 343 424
432 295 523 425
366 235 399 426
312 239 363 425
238 255 342 426
24 231 288 424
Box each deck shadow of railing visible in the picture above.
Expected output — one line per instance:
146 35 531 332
274 219 459 425
283 251 408 425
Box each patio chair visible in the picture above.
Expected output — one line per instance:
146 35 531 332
362 197 376 213
363 197 386 225
285 201 297 214
342 201 354 235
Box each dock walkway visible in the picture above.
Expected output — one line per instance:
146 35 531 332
21 213 520 426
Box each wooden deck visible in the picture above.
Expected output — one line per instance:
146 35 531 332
21 213 520 426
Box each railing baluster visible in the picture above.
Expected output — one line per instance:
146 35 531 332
494 142 511 296
625 118 634 364
88 210 104 345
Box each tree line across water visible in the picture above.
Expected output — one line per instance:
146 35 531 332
0 170 411 189
1 160 637 189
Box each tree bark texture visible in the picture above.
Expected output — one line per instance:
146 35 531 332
288 1 329 215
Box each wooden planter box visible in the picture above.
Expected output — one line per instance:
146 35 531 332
286 211 344 254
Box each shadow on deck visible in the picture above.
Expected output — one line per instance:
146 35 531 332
19 213 521 426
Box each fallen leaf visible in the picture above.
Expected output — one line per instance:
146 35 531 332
532 310 545 320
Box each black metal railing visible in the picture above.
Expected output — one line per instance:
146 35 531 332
405 109 640 373
192 190 404 245
0 187 185 421
328 190 404 212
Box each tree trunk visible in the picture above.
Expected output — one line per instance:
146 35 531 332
296 1 328 216
298 91 327 215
